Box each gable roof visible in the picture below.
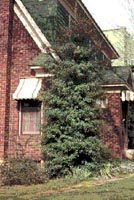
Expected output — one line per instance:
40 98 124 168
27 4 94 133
21 0 57 37
30 53 54 66
14 0 118 61
77 0 119 60
102 66 134 91
14 0 60 61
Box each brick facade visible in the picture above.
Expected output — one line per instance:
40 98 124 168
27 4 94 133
0 1 41 160
8 13 41 160
101 92 127 157
0 0 13 160
0 0 126 160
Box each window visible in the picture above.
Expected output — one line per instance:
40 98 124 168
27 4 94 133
19 100 41 135
92 51 106 61
57 2 70 28
88 39 93 48
96 98 108 109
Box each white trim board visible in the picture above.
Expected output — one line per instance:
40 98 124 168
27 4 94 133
14 0 60 61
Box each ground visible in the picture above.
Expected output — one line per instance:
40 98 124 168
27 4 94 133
1 174 134 200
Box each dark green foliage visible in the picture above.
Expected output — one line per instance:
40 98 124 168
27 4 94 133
30 53 54 66
0 158 45 185
22 0 70 43
41 20 110 178
41 50 110 177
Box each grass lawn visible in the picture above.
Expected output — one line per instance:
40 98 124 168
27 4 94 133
1 175 134 200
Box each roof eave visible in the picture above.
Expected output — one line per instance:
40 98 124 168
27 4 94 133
14 0 60 62
102 83 133 91
78 0 119 59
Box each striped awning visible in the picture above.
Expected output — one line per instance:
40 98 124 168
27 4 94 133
121 91 134 101
13 78 42 100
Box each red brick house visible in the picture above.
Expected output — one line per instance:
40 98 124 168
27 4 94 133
102 66 134 157
0 0 132 161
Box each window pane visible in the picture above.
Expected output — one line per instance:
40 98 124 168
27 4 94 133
21 100 41 134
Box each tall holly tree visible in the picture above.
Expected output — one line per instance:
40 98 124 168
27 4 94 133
41 20 110 178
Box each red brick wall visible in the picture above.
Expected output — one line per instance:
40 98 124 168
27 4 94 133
0 1 41 160
8 13 41 160
0 0 14 159
0 2 125 160
101 92 123 157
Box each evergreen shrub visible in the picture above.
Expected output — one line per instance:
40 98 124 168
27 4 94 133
0 158 45 185
42 19 111 178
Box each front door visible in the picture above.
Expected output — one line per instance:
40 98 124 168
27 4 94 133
128 102 134 149
122 101 128 150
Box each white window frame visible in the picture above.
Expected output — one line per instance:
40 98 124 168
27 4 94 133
19 101 42 135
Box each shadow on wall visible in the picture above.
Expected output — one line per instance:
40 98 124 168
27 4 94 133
101 105 124 158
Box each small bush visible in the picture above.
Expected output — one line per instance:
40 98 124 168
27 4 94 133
67 159 121 181
70 167 92 181
0 158 45 186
